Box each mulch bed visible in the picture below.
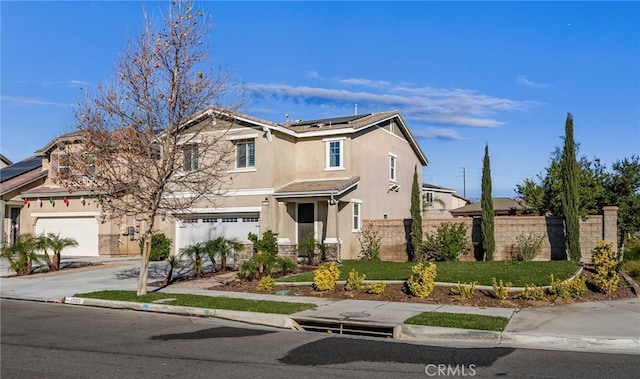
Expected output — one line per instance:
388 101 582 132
196 265 638 309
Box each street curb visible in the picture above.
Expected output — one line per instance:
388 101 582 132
396 324 501 344
500 332 640 355
63 297 299 329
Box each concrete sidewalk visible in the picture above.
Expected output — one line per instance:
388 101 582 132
1 257 639 355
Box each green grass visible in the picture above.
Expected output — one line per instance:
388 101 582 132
74 290 316 314
623 261 640 283
277 260 579 287
404 312 509 331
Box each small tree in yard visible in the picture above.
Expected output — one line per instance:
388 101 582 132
410 165 423 262
561 113 581 261
38 233 79 271
422 222 470 261
481 143 495 261
205 237 244 271
1 234 41 276
59 1 242 295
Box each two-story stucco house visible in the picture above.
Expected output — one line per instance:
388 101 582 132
9 108 427 261
160 108 428 261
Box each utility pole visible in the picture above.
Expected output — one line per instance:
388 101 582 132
462 167 467 198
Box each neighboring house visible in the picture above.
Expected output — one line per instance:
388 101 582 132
422 183 469 218
9 108 428 260
158 108 428 260
0 154 13 169
450 197 530 217
0 156 47 247
18 132 142 257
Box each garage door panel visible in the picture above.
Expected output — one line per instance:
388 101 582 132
35 218 99 257
177 214 259 252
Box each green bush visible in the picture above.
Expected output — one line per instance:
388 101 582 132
248 230 278 255
313 263 340 291
364 282 386 295
591 240 620 294
622 239 640 261
451 281 477 300
256 275 275 292
345 269 366 291
1 233 42 276
139 233 172 261
407 262 437 298
491 278 511 300
511 233 544 261
549 274 587 300
356 222 382 261
421 222 470 261
516 283 546 301
237 252 297 281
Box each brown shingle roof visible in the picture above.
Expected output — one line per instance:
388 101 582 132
274 177 360 198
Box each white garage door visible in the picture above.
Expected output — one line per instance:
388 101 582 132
177 214 259 251
35 217 99 257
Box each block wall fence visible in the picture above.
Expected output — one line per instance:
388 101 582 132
367 206 618 263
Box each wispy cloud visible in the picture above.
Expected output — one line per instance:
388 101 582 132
18 79 90 88
413 127 465 141
517 75 549 88
1 96 72 107
246 78 539 130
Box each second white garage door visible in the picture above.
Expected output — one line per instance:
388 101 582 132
35 217 99 257
177 214 259 251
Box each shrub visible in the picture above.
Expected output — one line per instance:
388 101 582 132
237 254 296 281
139 233 172 261
365 282 386 295
1 233 41 275
622 237 640 261
492 278 512 300
549 274 586 300
313 263 340 291
256 275 275 292
248 230 278 255
511 233 544 261
623 260 640 283
516 283 546 301
356 222 382 261
591 240 620 294
297 233 318 265
421 222 470 261
345 269 366 291
407 262 437 298
451 281 477 300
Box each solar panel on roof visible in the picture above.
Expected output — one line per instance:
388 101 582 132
289 114 371 127
0 157 42 183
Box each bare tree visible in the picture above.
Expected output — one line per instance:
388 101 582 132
60 1 242 295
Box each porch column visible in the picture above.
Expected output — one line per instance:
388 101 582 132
323 199 340 261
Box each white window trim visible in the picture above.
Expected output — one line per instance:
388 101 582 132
227 133 259 141
389 153 397 182
352 199 362 232
324 137 345 171
235 139 256 170
182 145 199 172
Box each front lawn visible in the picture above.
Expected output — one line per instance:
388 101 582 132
74 290 317 314
277 260 579 287
404 312 509 331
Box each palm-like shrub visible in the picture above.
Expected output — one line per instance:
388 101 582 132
181 243 207 277
1 233 42 275
37 233 78 271
205 237 244 271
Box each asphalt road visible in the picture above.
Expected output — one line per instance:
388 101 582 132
1 299 638 378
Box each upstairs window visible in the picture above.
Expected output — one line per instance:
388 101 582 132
182 145 198 172
325 138 344 170
236 139 255 169
57 153 69 179
424 191 434 204
389 154 397 182
83 152 96 176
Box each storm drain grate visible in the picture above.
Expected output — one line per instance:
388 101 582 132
293 318 395 338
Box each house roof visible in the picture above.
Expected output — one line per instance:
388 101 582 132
0 164 48 197
0 156 43 183
450 197 529 216
422 183 456 193
35 131 86 156
0 154 12 166
274 177 360 198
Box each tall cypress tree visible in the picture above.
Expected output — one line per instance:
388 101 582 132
410 165 423 262
561 113 581 261
481 143 495 261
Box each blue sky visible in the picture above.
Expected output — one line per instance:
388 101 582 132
2 1 639 199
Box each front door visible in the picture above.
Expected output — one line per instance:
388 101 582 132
297 203 314 243
9 207 20 244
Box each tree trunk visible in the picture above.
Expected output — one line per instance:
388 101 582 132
43 252 53 271
53 252 60 271
137 236 152 295
221 255 227 271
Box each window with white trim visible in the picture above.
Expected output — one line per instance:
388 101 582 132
325 138 344 170
236 139 255 169
182 145 198 172
389 154 397 182
352 201 362 232
57 153 69 179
